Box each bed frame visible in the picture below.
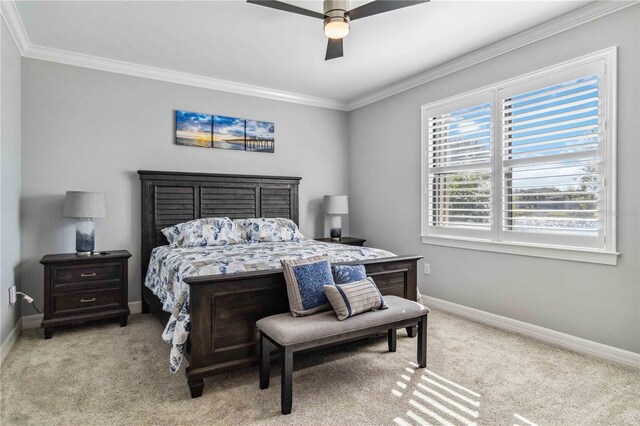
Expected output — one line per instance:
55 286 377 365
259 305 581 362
139 170 422 398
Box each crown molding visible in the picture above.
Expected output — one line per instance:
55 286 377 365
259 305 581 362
0 0 30 54
346 0 638 110
23 43 349 110
2 0 636 111
0 1 346 111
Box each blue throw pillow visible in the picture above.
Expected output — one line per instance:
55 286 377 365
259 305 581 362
331 264 367 284
281 256 335 316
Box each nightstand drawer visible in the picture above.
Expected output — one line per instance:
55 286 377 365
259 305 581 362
53 288 121 315
52 262 122 285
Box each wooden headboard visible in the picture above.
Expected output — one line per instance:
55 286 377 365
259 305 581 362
138 170 301 283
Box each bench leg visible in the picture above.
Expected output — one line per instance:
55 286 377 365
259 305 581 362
406 326 417 338
281 346 293 415
260 332 270 390
388 328 397 352
417 314 428 368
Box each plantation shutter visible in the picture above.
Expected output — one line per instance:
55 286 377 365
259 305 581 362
422 51 616 262
425 94 494 239
499 63 606 248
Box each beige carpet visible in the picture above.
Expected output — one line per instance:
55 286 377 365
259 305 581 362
1 310 638 425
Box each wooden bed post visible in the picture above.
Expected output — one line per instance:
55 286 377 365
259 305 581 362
186 284 206 398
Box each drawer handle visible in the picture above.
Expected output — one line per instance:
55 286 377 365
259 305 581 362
81 273 97 277
80 298 96 303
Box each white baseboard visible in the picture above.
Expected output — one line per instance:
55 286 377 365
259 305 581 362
1 318 23 366
21 313 43 330
128 301 142 315
422 295 640 369
22 301 143 330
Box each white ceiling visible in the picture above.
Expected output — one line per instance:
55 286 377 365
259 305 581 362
13 0 596 104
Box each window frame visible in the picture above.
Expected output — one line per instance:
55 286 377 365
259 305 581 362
420 47 618 265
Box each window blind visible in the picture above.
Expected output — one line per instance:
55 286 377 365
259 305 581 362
501 74 601 237
427 103 492 231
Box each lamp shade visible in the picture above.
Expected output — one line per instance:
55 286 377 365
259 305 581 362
324 195 349 215
63 191 107 218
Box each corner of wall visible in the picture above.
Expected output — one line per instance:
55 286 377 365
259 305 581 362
0 16 23 351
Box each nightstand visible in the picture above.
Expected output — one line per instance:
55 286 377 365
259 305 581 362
314 237 366 247
40 250 132 339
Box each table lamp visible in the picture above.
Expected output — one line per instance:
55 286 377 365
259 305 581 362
63 191 107 255
324 195 348 241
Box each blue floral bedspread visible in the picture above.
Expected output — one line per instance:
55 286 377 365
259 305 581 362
144 238 395 373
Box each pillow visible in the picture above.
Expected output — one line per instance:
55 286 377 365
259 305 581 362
281 255 335 317
238 218 304 243
331 264 367 284
324 277 388 321
162 217 244 248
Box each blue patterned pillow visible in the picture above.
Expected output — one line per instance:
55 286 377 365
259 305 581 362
331 264 367 284
161 217 244 248
281 255 335 316
237 218 304 243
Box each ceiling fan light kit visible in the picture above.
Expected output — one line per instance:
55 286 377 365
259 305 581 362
324 18 350 39
248 0 430 60
324 0 350 39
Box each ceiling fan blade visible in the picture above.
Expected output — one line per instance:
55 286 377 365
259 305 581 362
348 0 429 21
325 38 344 61
247 1 325 19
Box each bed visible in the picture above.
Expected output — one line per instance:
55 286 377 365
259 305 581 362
139 170 422 397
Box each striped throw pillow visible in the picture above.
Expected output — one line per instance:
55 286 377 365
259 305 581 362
323 277 388 321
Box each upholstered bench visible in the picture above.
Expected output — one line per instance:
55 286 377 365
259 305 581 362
256 295 430 414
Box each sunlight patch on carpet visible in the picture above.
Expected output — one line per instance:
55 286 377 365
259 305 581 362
514 413 539 426
393 361 483 426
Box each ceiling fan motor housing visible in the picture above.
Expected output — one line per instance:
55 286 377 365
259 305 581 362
324 0 350 39
324 0 349 15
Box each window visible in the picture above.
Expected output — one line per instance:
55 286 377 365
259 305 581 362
421 48 617 264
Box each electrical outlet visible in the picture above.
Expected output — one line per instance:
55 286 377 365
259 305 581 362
9 286 17 304
423 264 431 275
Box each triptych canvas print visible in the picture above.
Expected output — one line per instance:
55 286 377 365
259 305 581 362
175 110 275 153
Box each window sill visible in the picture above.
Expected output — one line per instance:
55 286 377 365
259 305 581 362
421 235 619 265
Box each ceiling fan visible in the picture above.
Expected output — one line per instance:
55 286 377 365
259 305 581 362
247 0 430 61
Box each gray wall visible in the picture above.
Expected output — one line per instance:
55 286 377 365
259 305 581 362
21 59 349 310
349 7 640 353
1 20 22 347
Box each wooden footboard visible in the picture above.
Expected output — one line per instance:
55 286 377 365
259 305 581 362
181 255 422 397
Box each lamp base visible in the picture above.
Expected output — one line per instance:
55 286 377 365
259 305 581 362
76 218 95 254
329 215 342 240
